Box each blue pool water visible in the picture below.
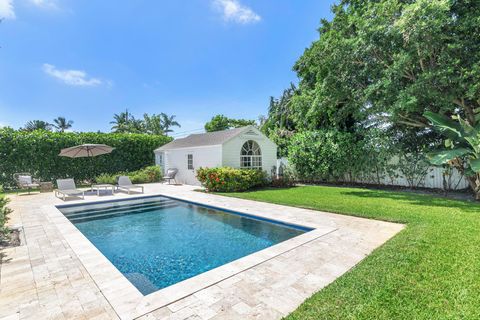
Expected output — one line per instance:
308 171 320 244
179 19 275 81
58 196 308 295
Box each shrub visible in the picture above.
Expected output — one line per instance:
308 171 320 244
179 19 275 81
141 165 162 182
0 128 171 188
94 166 162 184
288 130 363 181
0 189 12 240
196 167 267 192
95 173 118 184
270 164 296 188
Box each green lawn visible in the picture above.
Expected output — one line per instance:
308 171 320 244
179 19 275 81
225 186 480 319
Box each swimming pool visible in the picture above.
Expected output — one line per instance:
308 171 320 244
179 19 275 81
58 196 310 295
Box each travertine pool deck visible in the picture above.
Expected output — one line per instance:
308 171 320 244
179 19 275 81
1 184 404 320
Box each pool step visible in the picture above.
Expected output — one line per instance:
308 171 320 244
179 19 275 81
61 198 175 216
63 199 176 217
67 202 178 220
68 202 179 223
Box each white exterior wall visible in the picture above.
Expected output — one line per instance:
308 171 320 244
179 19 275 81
222 128 278 176
156 145 222 186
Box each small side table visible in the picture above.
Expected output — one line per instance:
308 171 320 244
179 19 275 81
91 184 115 196
39 182 53 193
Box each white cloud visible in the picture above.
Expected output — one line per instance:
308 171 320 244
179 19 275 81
0 0 15 19
42 64 104 87
29 0 58 10
213 0 261 24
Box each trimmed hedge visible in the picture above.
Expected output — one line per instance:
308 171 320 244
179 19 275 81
0 128 171 188
196 167 267 192
95 166 162 184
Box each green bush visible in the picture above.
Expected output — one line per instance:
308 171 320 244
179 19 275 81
270 164 296 188
0 190 12 240
95 166 162 184
196 167 267 192
140 165 162 182
0 128 171 188
95 173 118 184
288 130 363 181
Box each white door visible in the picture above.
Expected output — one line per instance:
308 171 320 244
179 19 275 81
184 153 198 185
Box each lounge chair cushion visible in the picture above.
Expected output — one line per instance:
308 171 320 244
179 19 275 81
18 175 32 185
118 176 133 186
58 189 84 195
57 179 77 191
163 169 178 179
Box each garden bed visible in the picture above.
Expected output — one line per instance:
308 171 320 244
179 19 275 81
0 228 22 249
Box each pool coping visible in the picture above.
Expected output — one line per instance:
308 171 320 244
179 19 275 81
43 193 338 320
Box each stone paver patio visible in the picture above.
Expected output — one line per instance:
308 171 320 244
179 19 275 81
0 184 403 320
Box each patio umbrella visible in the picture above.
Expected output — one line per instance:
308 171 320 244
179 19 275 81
59 144 115 158
59 144 115 186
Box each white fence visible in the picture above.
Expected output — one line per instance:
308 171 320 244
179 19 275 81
277 158 469 190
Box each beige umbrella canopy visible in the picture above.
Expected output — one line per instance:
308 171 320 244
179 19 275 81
59 144 115 158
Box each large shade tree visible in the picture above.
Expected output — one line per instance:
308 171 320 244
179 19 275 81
264 0 479 195
291 0 479 133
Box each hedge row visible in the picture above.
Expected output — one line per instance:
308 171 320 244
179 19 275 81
0 128 171 188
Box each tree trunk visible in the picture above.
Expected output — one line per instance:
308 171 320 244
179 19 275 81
465 175 480 200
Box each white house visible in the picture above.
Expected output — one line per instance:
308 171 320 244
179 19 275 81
154 126 278 185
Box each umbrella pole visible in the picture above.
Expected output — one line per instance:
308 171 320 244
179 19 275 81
90 155 95 184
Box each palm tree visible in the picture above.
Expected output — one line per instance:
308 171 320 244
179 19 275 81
110 109 133 133
23 120 53 132
160 113 181 135
53 116 73 132
143 113 164 135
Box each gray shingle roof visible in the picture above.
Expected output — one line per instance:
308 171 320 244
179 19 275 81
155 126 250 151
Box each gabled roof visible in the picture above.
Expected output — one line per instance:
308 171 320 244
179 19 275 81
155 126 253 151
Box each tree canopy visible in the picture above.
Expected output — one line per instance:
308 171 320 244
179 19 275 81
290 0 479 133
204 115 256 132
22 120 53 132
263 0 480 196
53 117 74 132
110 110 180 135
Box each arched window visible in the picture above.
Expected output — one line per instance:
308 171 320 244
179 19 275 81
240 140 262 169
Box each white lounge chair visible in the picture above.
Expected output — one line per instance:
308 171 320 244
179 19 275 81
55 179 85 200
13 173 40 194
116 176 144 194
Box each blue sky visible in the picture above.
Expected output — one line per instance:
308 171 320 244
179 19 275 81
0 0 335 136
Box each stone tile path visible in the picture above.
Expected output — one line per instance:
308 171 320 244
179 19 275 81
0 184 403 319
